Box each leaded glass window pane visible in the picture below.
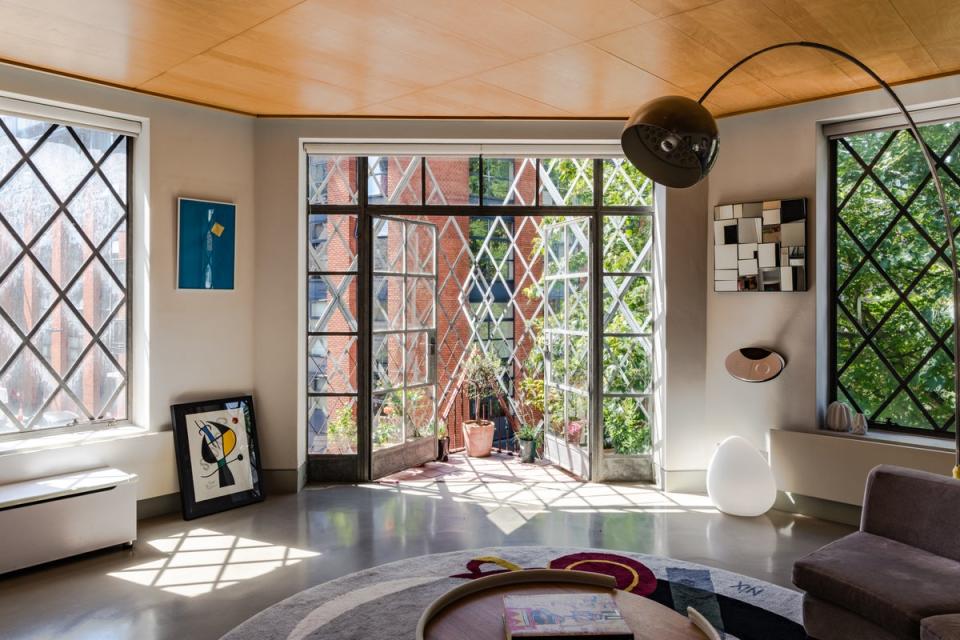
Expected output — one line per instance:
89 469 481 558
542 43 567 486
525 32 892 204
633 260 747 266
481 158 536 206
832 121 960 435
539 158 593 206
0 115 130 434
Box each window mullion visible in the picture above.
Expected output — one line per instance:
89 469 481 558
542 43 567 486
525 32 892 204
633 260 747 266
834 134 895 212
67 127 127 207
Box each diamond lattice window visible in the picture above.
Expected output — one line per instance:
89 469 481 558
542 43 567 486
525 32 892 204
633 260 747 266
832 121 960 435
305 155 657 460
0 115 129 434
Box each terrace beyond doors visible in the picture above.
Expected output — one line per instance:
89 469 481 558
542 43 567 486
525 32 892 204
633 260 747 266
304 153 657 485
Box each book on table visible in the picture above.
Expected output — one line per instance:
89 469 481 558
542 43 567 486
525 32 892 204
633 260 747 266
502 593 635 639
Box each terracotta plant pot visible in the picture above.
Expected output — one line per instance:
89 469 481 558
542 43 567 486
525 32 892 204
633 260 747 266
462 420 494 457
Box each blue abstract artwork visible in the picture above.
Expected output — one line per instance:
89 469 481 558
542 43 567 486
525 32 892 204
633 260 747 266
177 198 236 290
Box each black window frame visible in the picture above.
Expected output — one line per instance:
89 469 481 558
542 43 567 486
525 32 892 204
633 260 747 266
828 126 960 439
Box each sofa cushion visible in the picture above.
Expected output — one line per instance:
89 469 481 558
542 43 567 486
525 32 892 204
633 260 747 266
862 465 960 563
794 532 960 639
803 594 901 640
923 615 960 640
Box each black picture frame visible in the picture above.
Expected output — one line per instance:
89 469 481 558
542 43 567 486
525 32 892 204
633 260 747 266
170 395 265 520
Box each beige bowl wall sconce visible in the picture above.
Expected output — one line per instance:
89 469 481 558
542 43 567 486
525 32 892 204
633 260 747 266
725 348 785 383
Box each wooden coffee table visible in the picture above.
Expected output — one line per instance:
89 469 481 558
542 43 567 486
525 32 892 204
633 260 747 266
424 581 708 640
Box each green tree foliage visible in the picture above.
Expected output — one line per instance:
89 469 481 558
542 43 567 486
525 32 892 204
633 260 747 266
463 346 503 414
604 397 651 453
835 122 960 433
601 215 653 454
327 403 357 453
602 159 655 207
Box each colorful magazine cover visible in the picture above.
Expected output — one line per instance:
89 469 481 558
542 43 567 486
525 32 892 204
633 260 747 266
503 593 634 638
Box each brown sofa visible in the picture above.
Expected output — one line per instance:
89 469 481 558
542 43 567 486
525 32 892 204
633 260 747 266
793 465 960 640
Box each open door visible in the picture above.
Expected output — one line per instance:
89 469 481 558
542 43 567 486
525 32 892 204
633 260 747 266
370 216 439 479
542 217 591 479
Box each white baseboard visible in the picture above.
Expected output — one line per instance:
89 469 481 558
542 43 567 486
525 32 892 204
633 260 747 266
661 469 707 494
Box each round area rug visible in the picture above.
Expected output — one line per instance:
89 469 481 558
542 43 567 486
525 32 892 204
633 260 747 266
221 547 804 640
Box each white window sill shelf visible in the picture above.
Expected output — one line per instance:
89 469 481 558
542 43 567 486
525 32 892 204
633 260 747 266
0 425 154 458
815 428 954 452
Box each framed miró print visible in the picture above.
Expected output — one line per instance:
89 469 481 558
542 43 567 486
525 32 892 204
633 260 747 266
177 197 236 290
171 395 264 520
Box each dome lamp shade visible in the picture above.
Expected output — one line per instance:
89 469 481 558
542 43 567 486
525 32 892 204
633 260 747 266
620 95 719 189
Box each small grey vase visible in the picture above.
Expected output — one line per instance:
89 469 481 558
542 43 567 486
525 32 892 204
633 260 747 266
826 401 852 432
850 413 868 435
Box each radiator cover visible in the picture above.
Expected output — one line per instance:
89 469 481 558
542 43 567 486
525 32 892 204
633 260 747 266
0 467 138 574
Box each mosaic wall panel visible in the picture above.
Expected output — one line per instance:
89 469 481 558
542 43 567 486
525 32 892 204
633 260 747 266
713 198 807 292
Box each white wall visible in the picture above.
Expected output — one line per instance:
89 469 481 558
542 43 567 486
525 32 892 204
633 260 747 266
0 64 256 500
701 74 960 481
6 58 958 500
658 184 709 488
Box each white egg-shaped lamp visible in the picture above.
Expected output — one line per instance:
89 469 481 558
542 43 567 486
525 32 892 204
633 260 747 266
706 436 777 517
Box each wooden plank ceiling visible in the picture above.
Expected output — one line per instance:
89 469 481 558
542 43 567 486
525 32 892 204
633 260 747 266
0 0 957 118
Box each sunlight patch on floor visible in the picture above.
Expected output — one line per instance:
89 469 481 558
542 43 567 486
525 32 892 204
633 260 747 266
369 454 719 522
108 528 320 597
482 503 545 534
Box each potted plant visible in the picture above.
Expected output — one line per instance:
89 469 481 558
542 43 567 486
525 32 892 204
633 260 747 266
514 373 543 463
515 423 540 463
405 389 424 442
373 392 402 449
436 420 449 462
461 346 501 457
327 404 357 454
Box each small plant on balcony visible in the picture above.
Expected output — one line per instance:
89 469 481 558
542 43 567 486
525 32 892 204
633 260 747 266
374 391 403 448
327 404 357 454
516 423 540 442
513 374 543 463
373 419 401 448
406 389 424 440
515 423 540 464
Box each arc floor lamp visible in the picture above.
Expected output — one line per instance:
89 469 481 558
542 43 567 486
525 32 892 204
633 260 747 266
620 41 960 478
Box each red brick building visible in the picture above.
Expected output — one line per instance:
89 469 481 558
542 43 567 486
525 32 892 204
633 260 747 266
306 156 543 453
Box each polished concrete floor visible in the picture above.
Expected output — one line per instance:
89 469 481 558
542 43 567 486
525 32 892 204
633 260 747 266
0 455 853 640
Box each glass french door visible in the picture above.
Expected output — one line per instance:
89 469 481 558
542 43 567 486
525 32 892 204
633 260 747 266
370 215 439 479
542 217 592 479
305 154 658 485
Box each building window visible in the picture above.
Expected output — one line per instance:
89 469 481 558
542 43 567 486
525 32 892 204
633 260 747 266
831 121 960 436
0 114 130 435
